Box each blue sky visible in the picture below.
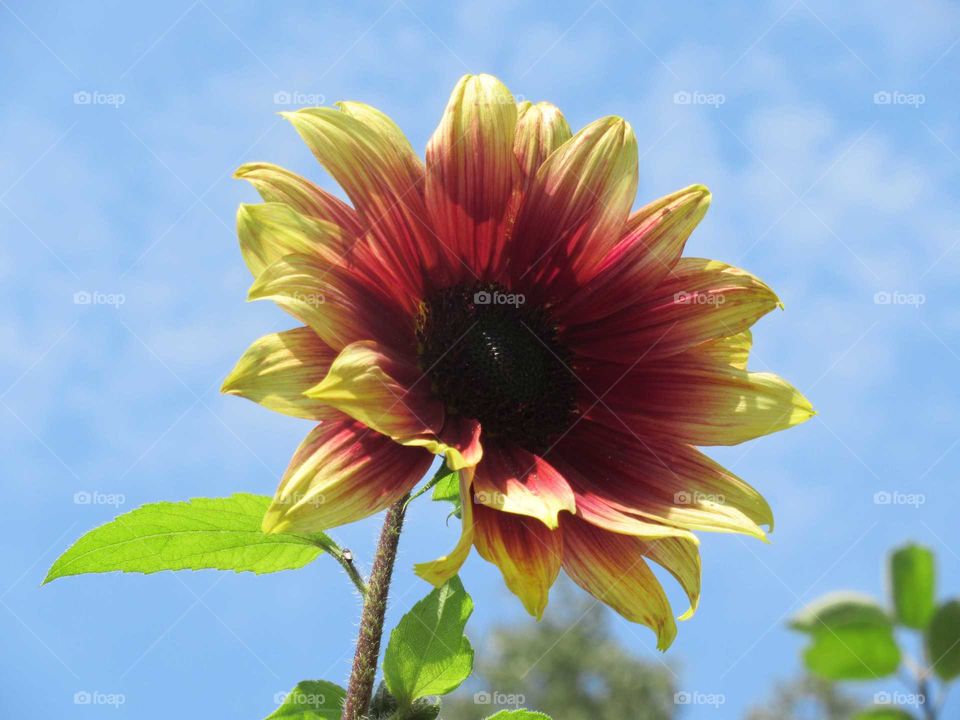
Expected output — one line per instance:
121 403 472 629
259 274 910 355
2 1 959 717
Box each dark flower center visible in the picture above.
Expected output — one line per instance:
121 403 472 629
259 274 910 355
416 283 578 453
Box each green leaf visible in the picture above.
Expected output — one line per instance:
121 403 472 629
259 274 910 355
44 494 332 582
431 467 462 519
927 598 960 680
852 709 916 719
890 544 935 629
790 592 901 680
383 576 474 707
266 680 345 719
485 712 552 720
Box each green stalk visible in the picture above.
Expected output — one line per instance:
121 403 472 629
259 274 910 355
341 495 408 719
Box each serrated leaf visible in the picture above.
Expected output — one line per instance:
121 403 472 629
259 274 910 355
790 592 901 680
485 711 552 719
927 599 960 680
852 709 916 720
431 467 462 519
45 494 331 582
890 544 935 629
266 680 344 719
383 576 474 707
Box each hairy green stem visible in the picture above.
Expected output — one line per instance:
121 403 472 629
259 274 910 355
342 495 408 719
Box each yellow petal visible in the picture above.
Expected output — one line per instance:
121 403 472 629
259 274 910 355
415 467 476 585
305 340 443 443
511 116 638 293
236 202 345 277
234 162 362 235
425 74 520 276
561 515 678 650
473 502 561 619
262 418 432 534
221 327 337 420
514 101 572 180
247 253 410 351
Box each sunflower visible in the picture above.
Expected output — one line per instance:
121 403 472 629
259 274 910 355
223 74 813 649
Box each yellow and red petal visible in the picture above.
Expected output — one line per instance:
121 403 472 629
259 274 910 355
472 444 576 529
415 466 477 586
697 329 752 370
557 185 712 325
510 116 638 300
262 416 433 534
282 106 437 305
221 326 338 420
247 252 411 351
560 514 677 650
549 420 774 538
305 339 444 445
425 74 521 280
639 535 702 621
236 202 348 277
435 415 483 470
473 502 562 619
564 258 781 363
234 162 363 237
513 101 572 183
335 101 424 180
584 348 814 446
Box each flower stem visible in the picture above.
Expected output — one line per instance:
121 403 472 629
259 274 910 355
342 495 408 719
311 536 368 597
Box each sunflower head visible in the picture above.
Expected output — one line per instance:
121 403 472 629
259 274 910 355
223 73 813 649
